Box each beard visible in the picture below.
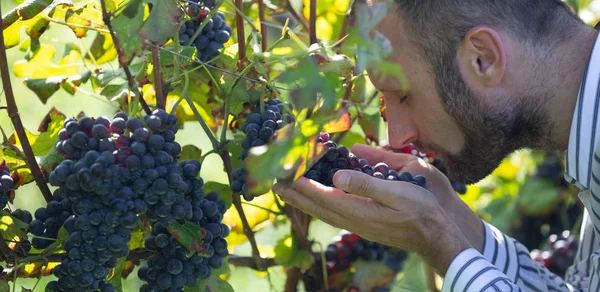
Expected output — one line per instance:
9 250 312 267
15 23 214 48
425 59 554 185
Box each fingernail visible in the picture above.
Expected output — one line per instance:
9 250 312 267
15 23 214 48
335 172 350 189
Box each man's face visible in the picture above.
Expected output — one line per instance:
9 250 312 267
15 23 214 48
368 13 551 184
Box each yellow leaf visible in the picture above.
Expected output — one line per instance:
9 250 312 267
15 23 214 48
13 45 81 78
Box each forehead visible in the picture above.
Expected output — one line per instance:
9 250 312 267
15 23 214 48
368 11 421 90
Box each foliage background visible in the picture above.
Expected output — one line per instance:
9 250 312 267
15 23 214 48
2 0 600 291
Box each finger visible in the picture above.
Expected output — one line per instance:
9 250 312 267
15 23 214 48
272 183 353 228
291 177 373 215
332 169 422 207
351 144 413 170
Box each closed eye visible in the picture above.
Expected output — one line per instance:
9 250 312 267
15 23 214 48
399 95 408 104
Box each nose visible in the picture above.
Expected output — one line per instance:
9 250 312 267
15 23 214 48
384 96 418 149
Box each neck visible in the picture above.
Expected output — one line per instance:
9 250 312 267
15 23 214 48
548 26 599 150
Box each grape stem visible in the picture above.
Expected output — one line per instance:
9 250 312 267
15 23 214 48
99 0 152 116
220 150 266 271
181 69 220 150
0 7 54 203
285 0 310 32
151 44 166 110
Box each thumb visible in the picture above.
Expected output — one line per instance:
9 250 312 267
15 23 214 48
333 170 392 203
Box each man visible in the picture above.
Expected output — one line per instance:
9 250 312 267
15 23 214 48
273 0 600 291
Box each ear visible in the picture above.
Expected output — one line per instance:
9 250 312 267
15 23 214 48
457 26 506 87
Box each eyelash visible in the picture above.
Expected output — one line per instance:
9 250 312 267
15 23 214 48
399 95 408 104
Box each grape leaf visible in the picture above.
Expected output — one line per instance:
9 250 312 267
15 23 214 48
357 110 381 144
167 221 210 256
9 107 66 157
107 257 126 292
13 44 81 78
226 135 244 170
23 77 66 103
203 182 232 210
518 178 560 216
110 0 184 64
0 146 32 191
65 1 104 38
86 33 118 65
352 2 394 73
138 0 184 46
274 234 314 270
179 145 202 162
110 0 145 64
323 111 351 134
390 254 429 291
184 257 232 292
353 260 395 291
0 210 28 243
2 0 54 48
128 227 146 250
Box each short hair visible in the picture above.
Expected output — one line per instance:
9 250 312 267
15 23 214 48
392 0 585 67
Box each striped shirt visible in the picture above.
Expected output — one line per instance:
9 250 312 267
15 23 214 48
441 30 600 291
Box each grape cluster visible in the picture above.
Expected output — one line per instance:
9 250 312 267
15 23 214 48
0 162 14 209
138 162 230 292
304 134 427 188
388 144 467 194
28 187 74 250
323 232 408 276
179 7 231 63
530 231 579 278
231 99 294 201
39 109 228 292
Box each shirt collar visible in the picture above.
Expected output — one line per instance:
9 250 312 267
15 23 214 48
564 31 600 190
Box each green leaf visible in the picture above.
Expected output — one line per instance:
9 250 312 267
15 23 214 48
483 195 518 234
23 77 65 103
110 0 184 64
167 221 210 256
128 227 146 250
0 281 8 292
138 0 184 46
179 145 203 162
0 210 28 242
203 182 232 210
110 0 145 64
100 83 130 102
517 178 561 216
86 33 118 65
107 257 126 292
30 226 68 255
226 136 244 170
353 260 396 292
184 258 233 292
391 254 429 291
358 111 381 144
9 107 66 157
274 234 314 270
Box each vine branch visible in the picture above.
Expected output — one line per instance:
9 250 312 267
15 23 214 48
309 0 317 44
234 0 248 63
0 6 53 203
258 0 268 53
99 0 151 115
151 44 166 110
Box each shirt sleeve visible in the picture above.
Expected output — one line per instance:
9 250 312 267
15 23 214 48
442 220 573 291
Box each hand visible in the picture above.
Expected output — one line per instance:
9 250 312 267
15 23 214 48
352 144 485 253
272 144 473 274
